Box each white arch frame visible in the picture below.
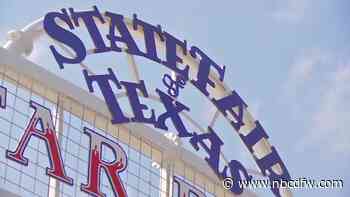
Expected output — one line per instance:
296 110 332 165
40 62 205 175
1 9 292 197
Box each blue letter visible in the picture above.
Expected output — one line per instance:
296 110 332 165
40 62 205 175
162 32 190 80
69 6 109 53
155 89 192 138
133 14 163 63
190 46 225 97
44 8 86 69
189 127 224 175
83 69 129 124
105 12 143 56
212 91 247 131
120 80 156 124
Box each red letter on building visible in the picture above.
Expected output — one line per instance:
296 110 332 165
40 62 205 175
81 127 128 197
6 101 73 185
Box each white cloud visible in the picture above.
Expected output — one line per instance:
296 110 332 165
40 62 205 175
272 0 311 23
281 48 350 159
303 65 350 157
0 28 9 47
287 53 350 159
283 49 326 99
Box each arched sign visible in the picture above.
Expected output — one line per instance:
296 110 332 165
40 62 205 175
4 5 291 197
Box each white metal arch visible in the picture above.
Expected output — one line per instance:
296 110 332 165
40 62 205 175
2 9 292 197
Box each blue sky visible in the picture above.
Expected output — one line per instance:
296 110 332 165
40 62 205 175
1 0 349 197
